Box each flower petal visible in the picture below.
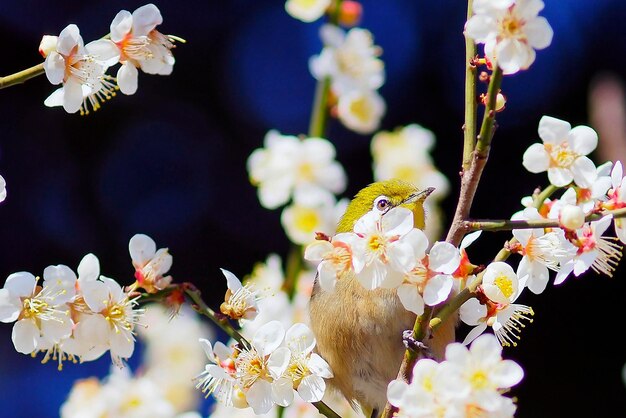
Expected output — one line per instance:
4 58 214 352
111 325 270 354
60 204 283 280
110 10 133 42
62 78 83 114
117 62 139 95
131 3 163 37
57 24 82 56
271 377 294 406
423 274 453 306
397 284 424 315
298 374 326 402
246 380 273 415
571 156 598 188
252 320 285 356
44 52 66 85
547 167 574 187
4 272 37 298
538 116 571 144
522 143 550 173
129 233 157 267
12 319 40 354
221 268 243 292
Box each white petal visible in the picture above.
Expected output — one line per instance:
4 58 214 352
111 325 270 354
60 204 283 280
246 380 273 415
308 353 333 378
4 271 37 298
298 374 326 402
386 380 409 407
0 289 20 323
62 78 83 114
267 347 291 378
40 313 73 342
110 329 135 359
77 253 100 282
110 10 132 43
57 24 82 56
382 207 414 237
199 338 216 363
493 360 525 387
538 116 571 144
303 240 332 262
522 143 550 173
423 274 453 306
460 230 482 249
117 63 139 95
525 16 553 49
612 161 624 189
464 15 496 41
379 269 405 289
43 52 66 85
571 157 598 188
428 242 461 274
547 167 574 187
81 280 109 312
318 263 339 292
402 228 429 259
213 341 233 360
129 233 157 267
131 3 163 37
271 377 294 406
470 333 503 359
221 268 243 292
86 39 120 67
387 241 417 274
397 284 424 315
74 314 110 346
253 320 285 356
44 87 65 107
569 126 598 156
554 261 574 285
459 298 486 326
461 324 487 346
12 319 39 354
356 262 386 290
286 323 315 354
615 219 626 245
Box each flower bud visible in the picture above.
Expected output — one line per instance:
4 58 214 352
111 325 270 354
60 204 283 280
559 204 585 230
38 35 57 58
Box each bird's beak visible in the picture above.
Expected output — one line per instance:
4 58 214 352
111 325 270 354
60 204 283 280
403 187 435 204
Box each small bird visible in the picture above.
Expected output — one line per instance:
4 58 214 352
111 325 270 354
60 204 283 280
308 179 456 418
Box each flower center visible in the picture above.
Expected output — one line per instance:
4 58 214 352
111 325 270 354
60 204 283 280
22 297 48 319
493 274 514 299
293 207 320 233
469 370 489 390
330 243 353 275
545 142 577 168
297 162 315 181
236 350 267 389
348 95 373 122
500 13 525 39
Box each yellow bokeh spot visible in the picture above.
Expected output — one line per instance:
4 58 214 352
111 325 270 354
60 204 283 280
294 207 320 233
349 96 372 123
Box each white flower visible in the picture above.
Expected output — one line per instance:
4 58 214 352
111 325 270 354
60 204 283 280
559 204 586 230
304 233 357 292
512 208 577 294
351 207 429 290
247 131 346 209
281 187 343 245
310 25 384 96
445 334 524 413
285 0 331 22
235 321 291 414
336 89 386 134
109 4 177 94
555 216 622 283
80 276 143 366
220 268 260 322
465 0 553 74
397 241 461 315
281 323 333 403
129 233 173 293
43 24 119 113
196 338 239 406
481 262 518 305
523 116 599 188
0 272 73 354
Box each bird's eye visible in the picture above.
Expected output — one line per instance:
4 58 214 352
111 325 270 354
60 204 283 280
374 196 391 213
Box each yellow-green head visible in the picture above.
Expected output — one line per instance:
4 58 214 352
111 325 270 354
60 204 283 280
336 179 435 233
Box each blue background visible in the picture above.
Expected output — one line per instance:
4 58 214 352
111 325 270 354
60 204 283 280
1 0 626 417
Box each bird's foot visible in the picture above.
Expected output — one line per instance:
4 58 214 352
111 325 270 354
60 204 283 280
402 330 433 358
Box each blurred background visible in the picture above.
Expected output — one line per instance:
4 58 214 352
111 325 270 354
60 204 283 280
1 0 626 416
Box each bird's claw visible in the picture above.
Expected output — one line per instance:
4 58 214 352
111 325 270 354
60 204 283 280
403 330 433 358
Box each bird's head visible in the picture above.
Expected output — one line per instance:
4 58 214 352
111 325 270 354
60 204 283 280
336 179 435 233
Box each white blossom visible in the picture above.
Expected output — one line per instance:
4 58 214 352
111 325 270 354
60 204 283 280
336 89 386 134
285 0 331 22
129 233 173 293
465 0 553 74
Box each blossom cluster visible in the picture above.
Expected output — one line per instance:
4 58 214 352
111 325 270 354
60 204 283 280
247 130 348 244
195 321 333 415
0 233 170 369
61 304 210 418
387 334 524 417
40 3 179 115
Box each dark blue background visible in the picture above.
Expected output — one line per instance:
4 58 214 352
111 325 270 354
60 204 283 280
1 1 626 417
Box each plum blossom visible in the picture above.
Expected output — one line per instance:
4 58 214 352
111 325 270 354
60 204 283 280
0 174 5 203
512 208 577 294
285 0 331 22
247 131 346 209
196 338 240 407
523 116 599 188
304 232 357 292
461 262 534 347
43 24 119 114
79 276 143 366
351 207 429 290
396 241 461 315
336 89 386 134
310 25 384 96
555 216 622 284
109 3 178 94
281 187 346 246
465 0 553 74
129 233 173 293
0 271 73 355
220 269 260 322
387 334 522 417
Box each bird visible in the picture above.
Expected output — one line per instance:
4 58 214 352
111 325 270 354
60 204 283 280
308 179 457 418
